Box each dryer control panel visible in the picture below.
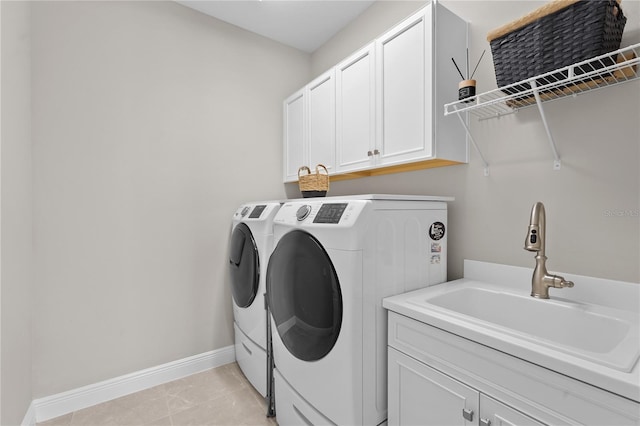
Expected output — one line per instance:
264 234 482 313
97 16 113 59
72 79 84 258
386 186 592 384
233 203 281 222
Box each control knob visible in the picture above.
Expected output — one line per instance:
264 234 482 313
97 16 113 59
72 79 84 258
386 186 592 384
296 205 312 221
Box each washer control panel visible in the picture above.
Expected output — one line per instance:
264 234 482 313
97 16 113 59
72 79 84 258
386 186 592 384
313 203 348 224
275 201 367 227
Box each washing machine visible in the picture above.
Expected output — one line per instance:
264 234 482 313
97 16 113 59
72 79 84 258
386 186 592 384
229 201 281 397
266 194 451 425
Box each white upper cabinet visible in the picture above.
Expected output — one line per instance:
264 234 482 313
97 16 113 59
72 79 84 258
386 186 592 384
284 2 468 183
335 43 376 174
283 70 335 182
283 90 306 182
307 70 336 174
376 8 433 166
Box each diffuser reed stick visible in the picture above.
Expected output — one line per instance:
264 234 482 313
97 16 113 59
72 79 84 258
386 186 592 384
451 58 465 80
452 49 486 80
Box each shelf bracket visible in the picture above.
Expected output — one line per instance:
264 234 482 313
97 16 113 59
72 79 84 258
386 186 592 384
530 80 562 170
453 105 489 176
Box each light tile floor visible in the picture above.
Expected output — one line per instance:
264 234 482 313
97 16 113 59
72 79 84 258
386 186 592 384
37 363 277 426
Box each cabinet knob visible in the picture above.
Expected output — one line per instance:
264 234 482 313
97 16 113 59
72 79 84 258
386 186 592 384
462 408 474 422
480 418 492 426
373 149 380 155
367 150 373 157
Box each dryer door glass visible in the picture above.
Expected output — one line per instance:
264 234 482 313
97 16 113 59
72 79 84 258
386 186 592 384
229 223 260 308
267 230 342 361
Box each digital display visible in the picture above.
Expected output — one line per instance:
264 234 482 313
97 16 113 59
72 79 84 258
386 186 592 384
313 203 348 224
249 205 267 219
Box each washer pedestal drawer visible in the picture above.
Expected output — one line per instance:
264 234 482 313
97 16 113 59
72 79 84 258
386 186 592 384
274 369 335 426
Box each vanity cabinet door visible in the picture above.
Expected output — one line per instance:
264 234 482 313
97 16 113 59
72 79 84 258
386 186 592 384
335 43 376 174
376 7 433 167
389 347 479 426
479 395 545 426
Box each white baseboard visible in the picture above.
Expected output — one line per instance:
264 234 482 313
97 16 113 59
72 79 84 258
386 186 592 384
21 402 37 426
28 346 235 424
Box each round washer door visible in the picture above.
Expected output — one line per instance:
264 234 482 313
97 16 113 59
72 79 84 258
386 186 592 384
267 230 342 361
229 223 259 308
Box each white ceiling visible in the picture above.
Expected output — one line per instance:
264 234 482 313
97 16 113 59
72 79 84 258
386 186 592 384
176 0 376 53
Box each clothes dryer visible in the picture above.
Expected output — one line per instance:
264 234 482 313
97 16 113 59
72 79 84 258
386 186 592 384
266 195 450 425
229 201 281 397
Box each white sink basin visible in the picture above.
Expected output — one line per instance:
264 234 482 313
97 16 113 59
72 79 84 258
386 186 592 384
417 285 640 372
383 261 640 402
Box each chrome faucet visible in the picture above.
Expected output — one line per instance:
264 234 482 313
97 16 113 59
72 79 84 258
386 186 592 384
524 202 574 299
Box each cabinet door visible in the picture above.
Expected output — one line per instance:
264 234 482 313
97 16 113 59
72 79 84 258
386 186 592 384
479 395 545 426
389 348 479 426
376 7 433 166
283 89 306 182
307 70 335 173
335 43 376 173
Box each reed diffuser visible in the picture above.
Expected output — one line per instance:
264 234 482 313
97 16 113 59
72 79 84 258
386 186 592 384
452 49 485 102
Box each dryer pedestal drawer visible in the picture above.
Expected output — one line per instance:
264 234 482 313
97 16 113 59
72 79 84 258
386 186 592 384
234 322 266 397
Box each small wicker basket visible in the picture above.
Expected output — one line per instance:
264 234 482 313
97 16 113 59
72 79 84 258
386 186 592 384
298 164 329 198
487 0 627 91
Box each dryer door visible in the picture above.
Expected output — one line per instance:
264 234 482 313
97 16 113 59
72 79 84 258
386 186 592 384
267 230 342 361
229 223 260 308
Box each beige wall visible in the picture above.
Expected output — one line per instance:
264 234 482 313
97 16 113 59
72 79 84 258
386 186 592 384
31 1 309 397
1 1 34 423
300 0 640 283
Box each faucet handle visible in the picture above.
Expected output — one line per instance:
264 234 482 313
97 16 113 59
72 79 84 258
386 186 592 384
549 275 574 289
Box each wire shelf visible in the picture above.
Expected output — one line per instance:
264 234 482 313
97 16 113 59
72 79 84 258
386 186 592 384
444 43 640 121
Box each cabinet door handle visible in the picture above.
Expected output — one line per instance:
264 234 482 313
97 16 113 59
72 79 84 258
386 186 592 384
367 150 373 157
462 408 474 422
373 149 380 155
480 418 492 426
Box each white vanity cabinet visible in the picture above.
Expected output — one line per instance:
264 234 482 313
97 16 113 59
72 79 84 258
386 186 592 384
387 311 640 426
389 346 478 426
389 347 544 426
283 70 335 182
283 2 468 183
479 394 546 426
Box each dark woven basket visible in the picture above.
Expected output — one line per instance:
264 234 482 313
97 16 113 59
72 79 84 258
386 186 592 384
488 0 627 92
